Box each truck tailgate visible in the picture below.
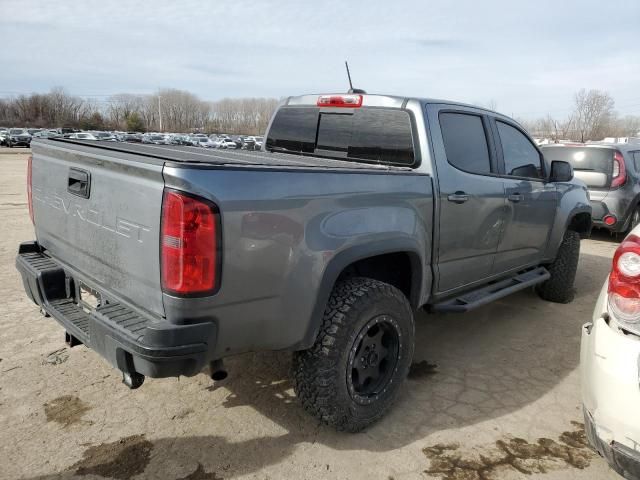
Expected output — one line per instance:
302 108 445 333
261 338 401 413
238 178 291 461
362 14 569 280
30 141 165 318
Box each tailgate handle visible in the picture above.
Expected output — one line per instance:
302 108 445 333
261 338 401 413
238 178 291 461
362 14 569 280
68 168 91 198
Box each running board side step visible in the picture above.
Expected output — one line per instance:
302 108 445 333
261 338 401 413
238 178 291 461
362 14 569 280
431 267 550 313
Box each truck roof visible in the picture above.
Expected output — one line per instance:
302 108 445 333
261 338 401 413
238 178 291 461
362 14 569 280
285 93 501 115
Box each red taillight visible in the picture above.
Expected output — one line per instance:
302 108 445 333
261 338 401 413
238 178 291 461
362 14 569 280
317 94 363 108
611 151 626 188
161 189 220 296
27 155 34 225
608 234 640 323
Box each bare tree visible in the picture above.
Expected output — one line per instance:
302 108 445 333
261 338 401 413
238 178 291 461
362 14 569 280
572 89 615 142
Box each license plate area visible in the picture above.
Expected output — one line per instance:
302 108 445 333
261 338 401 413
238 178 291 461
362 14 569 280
78 282 101 313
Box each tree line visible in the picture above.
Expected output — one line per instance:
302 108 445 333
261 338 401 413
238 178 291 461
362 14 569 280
1 86 639 140
518 89 640 142
0 87 280 135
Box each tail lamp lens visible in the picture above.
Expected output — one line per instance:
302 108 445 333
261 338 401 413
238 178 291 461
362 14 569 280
611 151 626 188
608 235 640 323
27 155 34 225
161 189 220 296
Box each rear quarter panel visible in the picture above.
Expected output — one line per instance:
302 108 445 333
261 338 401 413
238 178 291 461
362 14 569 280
162 165 433 356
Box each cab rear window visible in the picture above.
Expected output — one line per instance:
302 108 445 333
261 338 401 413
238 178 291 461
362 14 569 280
266 107 416 166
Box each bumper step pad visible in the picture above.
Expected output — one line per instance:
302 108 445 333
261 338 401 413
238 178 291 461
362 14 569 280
15 242 212 378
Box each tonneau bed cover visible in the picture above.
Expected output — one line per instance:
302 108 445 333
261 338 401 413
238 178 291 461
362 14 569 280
43 138 412 171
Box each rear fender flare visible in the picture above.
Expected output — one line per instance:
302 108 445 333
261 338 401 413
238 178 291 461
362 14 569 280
295 239 425 351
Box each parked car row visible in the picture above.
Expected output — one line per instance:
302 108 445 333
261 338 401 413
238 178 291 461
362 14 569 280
0 127 265 151
138 132 263 150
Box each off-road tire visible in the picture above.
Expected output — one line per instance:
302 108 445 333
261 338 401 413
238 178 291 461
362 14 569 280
536 230 580 304
292 277 414 432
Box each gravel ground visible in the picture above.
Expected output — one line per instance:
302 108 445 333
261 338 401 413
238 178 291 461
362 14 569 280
0 152 622 480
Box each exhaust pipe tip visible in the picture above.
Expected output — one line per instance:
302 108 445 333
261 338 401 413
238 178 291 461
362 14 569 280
122 371 145 389
210 359 228 382
211 370 228 381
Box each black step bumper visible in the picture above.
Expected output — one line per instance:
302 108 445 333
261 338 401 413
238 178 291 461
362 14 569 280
15 241 215 378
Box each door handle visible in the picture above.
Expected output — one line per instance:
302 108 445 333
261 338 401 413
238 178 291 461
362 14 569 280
508 193 523 203
447 192 469 204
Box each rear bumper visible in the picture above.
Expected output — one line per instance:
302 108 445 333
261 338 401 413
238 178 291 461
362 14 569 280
15 241 215 378
590 196 631 232
584 407 640 480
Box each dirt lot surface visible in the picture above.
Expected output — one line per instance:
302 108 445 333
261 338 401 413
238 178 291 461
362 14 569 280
0 152 622 479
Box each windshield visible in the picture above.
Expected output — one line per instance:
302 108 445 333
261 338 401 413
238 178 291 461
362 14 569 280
10 129 25 135
266 106 416 166
542 145 614 188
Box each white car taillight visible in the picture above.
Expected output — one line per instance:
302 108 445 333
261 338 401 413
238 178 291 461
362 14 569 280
608 235 640 323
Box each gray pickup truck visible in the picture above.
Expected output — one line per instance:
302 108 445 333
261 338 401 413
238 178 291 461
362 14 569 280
16 93 591 431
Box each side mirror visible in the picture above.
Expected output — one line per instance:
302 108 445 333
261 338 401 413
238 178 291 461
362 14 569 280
549 160 573 183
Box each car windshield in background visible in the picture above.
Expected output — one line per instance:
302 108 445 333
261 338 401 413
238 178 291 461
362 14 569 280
266 107 415 166
10 129 25 135
542 146 613 188
150 135 164 140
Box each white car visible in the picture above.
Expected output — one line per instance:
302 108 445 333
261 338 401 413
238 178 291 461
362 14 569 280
581 225 640 478
218 138 237 149
68 132 98 140
194 137 216 148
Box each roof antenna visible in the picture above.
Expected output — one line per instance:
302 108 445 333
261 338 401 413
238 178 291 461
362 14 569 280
345 61 366 94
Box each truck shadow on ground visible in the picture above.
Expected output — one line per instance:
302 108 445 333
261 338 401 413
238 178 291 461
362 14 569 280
27 251 611 480
589 227 624 244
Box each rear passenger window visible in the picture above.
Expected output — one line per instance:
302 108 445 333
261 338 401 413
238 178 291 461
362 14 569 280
439 112 491 175
496 121 543 179
633 152 640 171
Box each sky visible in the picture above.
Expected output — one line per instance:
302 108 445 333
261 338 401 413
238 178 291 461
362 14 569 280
1 0 639 120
